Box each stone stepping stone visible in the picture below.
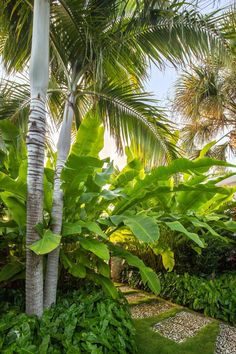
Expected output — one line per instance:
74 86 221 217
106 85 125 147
215 323 236 354
125 292 149 303
118 285 135 293
131 302 173 319
153 311 212 343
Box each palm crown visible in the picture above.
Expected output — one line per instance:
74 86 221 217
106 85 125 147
0 0 228 165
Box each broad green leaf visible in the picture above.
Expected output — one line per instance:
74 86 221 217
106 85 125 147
62 222 82 236
0 192 26 227
60 252 72 269
100 188 125 200
79 221 107 239
89 273 118 299
110 215 125 226
39 335 50 354
43 174 53 213
165 221 205 247
71 111 104 157
29 230 61 255
188 218 220 237
0 172 26 199
34 223 44 237
97 260 110 277
161 249 175 272
18 158 27 183
114 169 140 188
79 192 99 203
123 214 159 243
110 245 144 268
80 238 110 261
0 220 18 228
224 221 236 232
154 157 235 178
140 267 161 295
44 168 54 184
69 264 86 278
94 162 114 186
116 159 235 211
0 261 24 282
110 245 160 294
61 155 103 194
196 141 216 160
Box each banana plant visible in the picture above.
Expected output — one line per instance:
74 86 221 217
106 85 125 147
26 115 236 297
1 117 236 299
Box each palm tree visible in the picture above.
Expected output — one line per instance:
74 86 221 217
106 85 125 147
0 0 229 311
173 60 236 160
172 6 236 160
26 0 50 317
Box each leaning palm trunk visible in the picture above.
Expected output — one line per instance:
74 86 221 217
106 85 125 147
26 0 50 317
44 94 74 308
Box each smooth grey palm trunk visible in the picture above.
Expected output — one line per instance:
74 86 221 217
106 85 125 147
44 94 74 308
26 0 50 317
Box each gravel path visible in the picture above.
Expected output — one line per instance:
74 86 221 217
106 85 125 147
215 323 236 354
153 311 213 343
119 284 236 353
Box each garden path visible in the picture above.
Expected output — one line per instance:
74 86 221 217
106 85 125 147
117 285 236 354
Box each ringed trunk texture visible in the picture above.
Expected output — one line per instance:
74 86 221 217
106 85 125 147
44 95 74 308
26 0 50 317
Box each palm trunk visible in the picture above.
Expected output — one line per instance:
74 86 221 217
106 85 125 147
44 94 74 308
26 0 50 317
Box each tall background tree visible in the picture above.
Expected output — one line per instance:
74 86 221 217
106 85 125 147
173 6 236 160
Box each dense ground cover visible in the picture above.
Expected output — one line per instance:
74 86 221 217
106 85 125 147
0 285 136 353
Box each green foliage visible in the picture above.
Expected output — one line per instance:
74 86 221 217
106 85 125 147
1 119 236 297
0 261 24 282
165 221 204 247
57 116 163 296
0 286 136 353
29 230 61 256
111 213 160 243
172 235 236 276
160 272 236 325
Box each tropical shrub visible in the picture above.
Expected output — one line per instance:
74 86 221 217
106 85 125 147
122 268 236 325
1 118 236 300
120 233 236 276
161 272 236 325
172 235 236 275
0 285 136 353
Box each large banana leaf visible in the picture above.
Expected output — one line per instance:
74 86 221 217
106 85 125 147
110 244 161 295
111 213 160 243
79 237 110 261
165 221 205 248
71 110 104 158
0 172 26 199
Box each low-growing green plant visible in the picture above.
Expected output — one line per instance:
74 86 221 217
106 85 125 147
0 285 136 353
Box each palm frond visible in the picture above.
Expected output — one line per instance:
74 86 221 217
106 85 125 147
81 80 178 165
